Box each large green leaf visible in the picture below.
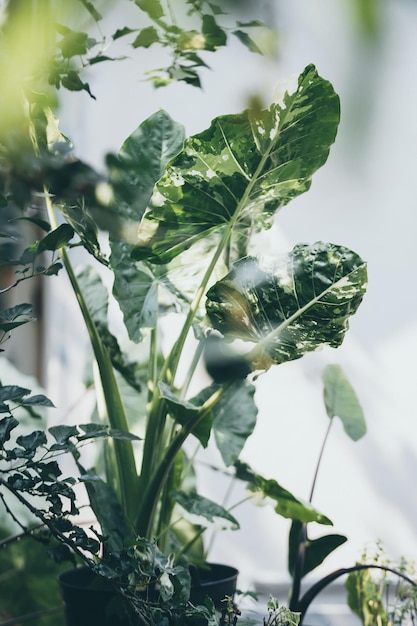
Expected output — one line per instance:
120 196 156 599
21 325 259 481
322 364 366 441
159 382 213 448
159 379 257 465
110 240 172 342
235 461 332 525
79 471 133 552
288 520 347 578
211 380 257 466
111 253 157 342
108 109 185 224
109 111 185 339
132 64 340 263
205 243 367 371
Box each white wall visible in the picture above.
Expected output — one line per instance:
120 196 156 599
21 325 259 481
50 0 417 595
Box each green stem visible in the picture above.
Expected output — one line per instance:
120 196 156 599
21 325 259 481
309 418 333 503
290 418 334 610
136 384 227 538
138 119 276 538
161 131 275 389
45 198 138 521
140 326 165 478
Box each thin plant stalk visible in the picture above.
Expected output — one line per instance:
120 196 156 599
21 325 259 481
289 418 334 611
136 384 227 537
44 196 139 521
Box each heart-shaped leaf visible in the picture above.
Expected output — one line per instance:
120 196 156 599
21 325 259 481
322 364 366 441
205 242 367 370
288 520 347 577
133 64 340 263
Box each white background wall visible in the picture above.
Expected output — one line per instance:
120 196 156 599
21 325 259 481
49 0 417 595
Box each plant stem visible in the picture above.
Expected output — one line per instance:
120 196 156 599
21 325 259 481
136 384 227 538
44 197 138 521
289 418 334 610
139 114 280 539
296 565 417 625
309 418 333 502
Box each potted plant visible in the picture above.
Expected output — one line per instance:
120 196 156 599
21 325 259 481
346 543 417 626
270 368 417 625
0 1 369 624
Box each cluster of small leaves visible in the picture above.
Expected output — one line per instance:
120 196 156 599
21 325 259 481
346 544 417 626
0 219 73 348
220 595 241 625
0 219 72 281
128 0 266 87
263 597 300 626
0 385 213 623
46 0 270 94
0 388 139 566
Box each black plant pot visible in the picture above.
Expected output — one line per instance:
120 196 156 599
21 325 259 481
58 562 239 626
58 567 130 626
189 562 239 607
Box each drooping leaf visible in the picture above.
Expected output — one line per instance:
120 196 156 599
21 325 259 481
288 520 347 578
43 262 63 276
78 470 132 551
109 112 184 338
134 0 165 20
132 65 340 264
235 461 332 525
232 30 263 54
16 430 47 452
75 265 108 325
0 385 31 405
159 382 213 447
0 415 18 445
78 0 102 21
205 243 367 371
19 394 55 408
322 364 366 441
96 321 142 392
61 205 107 265
37 224 74 253
11 216 51 232
201 14 227 50
61 71 96 99
132 26 160 49
112 27 137 40
110 240 158 342
77 423 141 442
49 424 79 443
55 25 91 58
211 380 257 466
108 109 185 223
0 304 35 333
186 379 257 465
173 490 239 530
